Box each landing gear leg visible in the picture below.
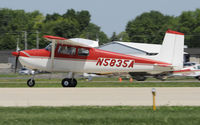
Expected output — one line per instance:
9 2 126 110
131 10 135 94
27 71 36 87
61 72 77 87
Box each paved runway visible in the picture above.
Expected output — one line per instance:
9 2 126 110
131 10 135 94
0 87 200 106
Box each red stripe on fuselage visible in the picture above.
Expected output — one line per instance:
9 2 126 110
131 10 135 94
19 45 171 66
23 49 51 57
93 49 171 65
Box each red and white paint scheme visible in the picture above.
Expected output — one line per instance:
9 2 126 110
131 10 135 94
12 30 184 87
173 64 200 80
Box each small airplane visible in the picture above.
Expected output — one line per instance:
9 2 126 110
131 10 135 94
172 63 200 80
12 30 184 87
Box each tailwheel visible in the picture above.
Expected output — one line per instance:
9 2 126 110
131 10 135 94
27 79 35 87
61 78 77 87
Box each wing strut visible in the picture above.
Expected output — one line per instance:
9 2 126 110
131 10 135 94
51 40 56 72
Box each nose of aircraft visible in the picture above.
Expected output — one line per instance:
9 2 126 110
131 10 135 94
12 51 19 57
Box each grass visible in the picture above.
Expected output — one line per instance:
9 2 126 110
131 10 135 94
0 74 23 78
0 74 199 124
0 73 200 87
0 79 200 87
0 106 200 125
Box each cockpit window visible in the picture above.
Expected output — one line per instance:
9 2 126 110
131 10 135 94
197 65 200 69
45 43 57 52
58 46 76 55
45 43 52 51
78 48 89 56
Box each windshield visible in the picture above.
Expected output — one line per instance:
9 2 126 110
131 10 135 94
45 43 52 51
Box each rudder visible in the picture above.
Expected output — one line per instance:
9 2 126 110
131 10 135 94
156 30 184 70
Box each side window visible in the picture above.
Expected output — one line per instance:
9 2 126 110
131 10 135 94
58 46 76 55
78 48 89 56
198 65 200 69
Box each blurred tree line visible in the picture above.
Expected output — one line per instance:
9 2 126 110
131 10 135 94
0 8 108 50
124 9 200 47
0 8 200 50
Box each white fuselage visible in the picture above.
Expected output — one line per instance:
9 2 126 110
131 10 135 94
19 56 162 74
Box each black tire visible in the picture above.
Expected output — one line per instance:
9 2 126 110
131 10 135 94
62 78 70 87
27 79 35 87
61 78 77 87
70 79 77 87
195 76 200 81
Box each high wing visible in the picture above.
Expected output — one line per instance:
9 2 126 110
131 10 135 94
44 35 99 48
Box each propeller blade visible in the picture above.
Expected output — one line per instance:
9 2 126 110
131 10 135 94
14 51 20 73
14 56 18 73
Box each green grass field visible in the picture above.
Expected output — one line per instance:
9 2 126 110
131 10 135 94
1 81 200 87
0 73 199 87
0 78 200 87
0 76 200 87
0 106 200 125
0 74 200 125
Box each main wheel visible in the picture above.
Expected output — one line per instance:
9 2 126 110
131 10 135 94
27 79 35 87
62 78 70 87
70 79 77 87
61 78 77 87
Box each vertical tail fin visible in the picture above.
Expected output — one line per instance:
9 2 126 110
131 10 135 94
156 30 184 70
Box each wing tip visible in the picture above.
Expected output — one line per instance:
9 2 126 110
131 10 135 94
43 35 67 40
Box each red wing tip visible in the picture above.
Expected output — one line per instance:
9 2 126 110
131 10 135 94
43 35 67 40
166 30 184 35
